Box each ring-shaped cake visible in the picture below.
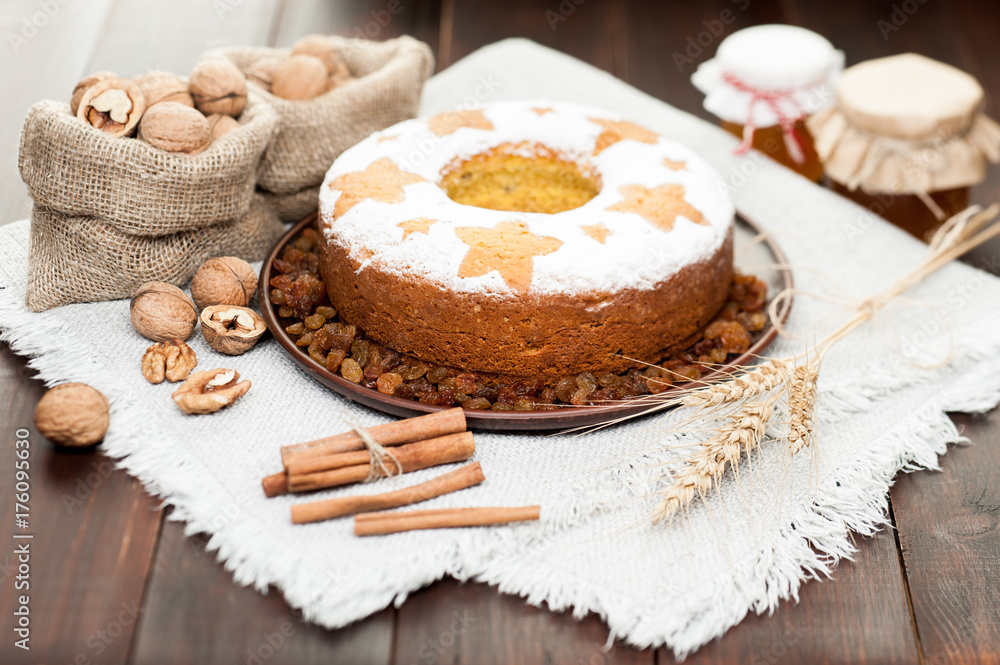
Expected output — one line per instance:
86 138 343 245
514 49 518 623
318 101 734 377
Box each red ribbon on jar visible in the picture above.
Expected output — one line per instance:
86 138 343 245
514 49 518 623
721 71 809 164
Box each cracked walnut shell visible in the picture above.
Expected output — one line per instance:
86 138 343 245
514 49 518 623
200 305 267 355
138 102 212 154
77 77 146 137
172 368 251 415
142 340 197 384
70 70 116 116
130 281 198 342
188 58 247 117
190 256 258 309
34 383 110 447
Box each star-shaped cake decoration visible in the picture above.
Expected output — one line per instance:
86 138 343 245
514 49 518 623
531 107 554 116
328 157 426 218
581 223 612 243
398 217 436 239
607 184 707 233
663 158 687 171
377 134 398 143
455 221 563 293
427 109 495 137
589 118 659 155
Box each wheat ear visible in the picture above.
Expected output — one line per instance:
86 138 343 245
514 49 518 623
787 363 819 454
679 359 790 408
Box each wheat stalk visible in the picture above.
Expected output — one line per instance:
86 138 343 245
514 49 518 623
679 359 790 408
787 363 819 454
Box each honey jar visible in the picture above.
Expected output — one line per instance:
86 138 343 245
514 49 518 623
809 53 1000 241
692 24 843 181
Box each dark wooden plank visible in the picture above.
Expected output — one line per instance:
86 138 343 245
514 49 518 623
394 577 653 665
621 0 786 123
0 344 162 665
892 416 1000 665
129 516 394 665
0 0 116 225
674 530 921 665
444 0 623 74
273 0 441 59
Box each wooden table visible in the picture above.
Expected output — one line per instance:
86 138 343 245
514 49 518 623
2 1 998 663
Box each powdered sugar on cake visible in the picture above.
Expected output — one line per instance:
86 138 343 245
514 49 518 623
319 101 734 296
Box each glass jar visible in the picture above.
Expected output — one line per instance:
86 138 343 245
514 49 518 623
692 25 843 182
809 53 1000 241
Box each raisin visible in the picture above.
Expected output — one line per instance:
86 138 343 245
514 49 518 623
463 397 491 410
326 349 346 372
361 377 378 390
455 373 477 394
284 322 304 336
576 372 598 392
439 388 456 407
473 384 499 401
270 289 287 305
295 331 315 347
399 363 428 381
570 388 591 405
427 366 451 383
491 402 514 411
496 386 517 404
377 372 403 395
417 391 440 406
555 377 576 403
514 397 534 411
307 340 326 364
315 305 337 319
341 358 363 383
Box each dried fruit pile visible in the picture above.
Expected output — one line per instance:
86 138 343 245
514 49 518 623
269 227 770 412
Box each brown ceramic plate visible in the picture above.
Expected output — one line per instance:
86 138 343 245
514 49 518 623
259 213 792 431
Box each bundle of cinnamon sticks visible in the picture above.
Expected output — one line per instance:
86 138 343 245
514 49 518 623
260 408 540 536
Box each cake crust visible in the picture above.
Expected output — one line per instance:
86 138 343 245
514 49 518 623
319 227 733 377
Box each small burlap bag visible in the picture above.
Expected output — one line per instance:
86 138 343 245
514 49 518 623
18 90 283 311
25 195 282 312
214 35 434 221
19 93 279 235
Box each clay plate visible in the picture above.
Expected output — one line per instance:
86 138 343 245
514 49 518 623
259 213 793 431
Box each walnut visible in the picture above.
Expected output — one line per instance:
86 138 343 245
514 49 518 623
141 340 197 384
206 113 240 139
246 56 284 93
188 58 247 117
200 305 267 355
291 34 351 80
172 368 251 415
190 256 258 309
130 281 198 342
70 70 116 116
272 54 328 101
34 383 110 447
134 70 194 108
77 77 146 137
328 70 355 93
137 102 212 154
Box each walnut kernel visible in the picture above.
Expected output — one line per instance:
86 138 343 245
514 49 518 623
70 71 116 116
142 340 198 384
200 305 267 355
188 58 247 117
77 77 146 137
130 281 198 342
172 368 251 414
34 383 110 447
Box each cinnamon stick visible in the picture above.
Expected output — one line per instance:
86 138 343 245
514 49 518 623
354 505 541 536
281 407 466 466
291 462 485 524
287 431 475 493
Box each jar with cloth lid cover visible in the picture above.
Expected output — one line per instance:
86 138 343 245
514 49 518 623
809 53 1000 241
692 24 843 181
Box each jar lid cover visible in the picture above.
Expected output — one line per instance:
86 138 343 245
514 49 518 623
717 24 838 88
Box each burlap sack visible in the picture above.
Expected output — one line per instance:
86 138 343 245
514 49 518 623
19 93 280 235
25 195 282 312
214 35 434 221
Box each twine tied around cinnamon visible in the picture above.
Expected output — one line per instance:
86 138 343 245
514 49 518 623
339 411 403 482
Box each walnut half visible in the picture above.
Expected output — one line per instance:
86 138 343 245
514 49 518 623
141 340 197 384
77 77 146 137
172 368 250 415
200 305 267 355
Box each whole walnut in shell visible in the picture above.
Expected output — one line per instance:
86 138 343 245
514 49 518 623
130 281 198 342
77 77 146 138
206 113 240 139
134 70 194 108
246 56 284 93
190 257 258 309
291 34 350 80
272 54 329 101
138 102 212 154
34 383 110 447
188 58 247 117
70 70 116 115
